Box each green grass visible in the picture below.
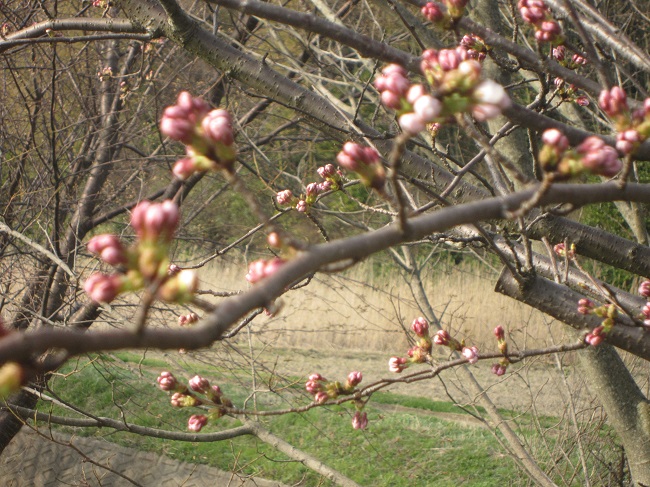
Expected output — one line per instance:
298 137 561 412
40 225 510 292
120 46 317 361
41 355 622 486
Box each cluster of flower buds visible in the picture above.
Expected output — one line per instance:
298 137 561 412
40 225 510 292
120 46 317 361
388 317 436 373
275 164 343 213
431 328 480 364
160 91 237 178
538 129 622 178
420 47 510 122
304 372 367 429
305 371 363 404
336 142 386 191
374 64 442 136
421 0 468 24
553 242 576 259
178 312 199 326
598 87 650 155
491 325 510 376
84 200 198 304
157 371 232 432
552 46 588 70
553 77 589 107
460 34 489 62
576 299 617 346
245 257 286 284
518 0 563 44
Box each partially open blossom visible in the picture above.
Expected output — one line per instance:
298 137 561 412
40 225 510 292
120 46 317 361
388 356 408 373
346 371 363 387
411 317 429 337
352 411 368 430
639 281 650 297
84 273 122 303
189 375 210 394
87 234 127 266
188 414 208 432
131 200 180 243
462 346 479 364
552 45 566 62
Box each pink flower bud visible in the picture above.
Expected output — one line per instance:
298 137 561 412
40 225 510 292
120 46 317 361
599 86 628 117
572 53 587 65
433 329 450 346
577 137 621 177
493 325 505 340
314 391 329 404
462 346 479 364
84 273 122 303
188 414 208 432
87 234 127 266
575 96 589 107
421 2 444 22
642 303 650 319
296 200 308 213
413 95 442 123
352 411 368 430
168 263 181 276
305 380 323 394
577 298 594 314
616 130 641 154
552 45 566 61
202 109 234 146
388 356 408 373
178 312 199 326
542 128 569 152
131 200 180 242
491 363 507 376
347 371 363 387
411 317 429 337
172 157 198 180
317 164 338 180
276 189 293 206
309 373 325 382
306 182 320 197
639 281 650 297
439 49 462 71
189 375 210 393
157 371 177 391
399 113 426 135
585 333 603 346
